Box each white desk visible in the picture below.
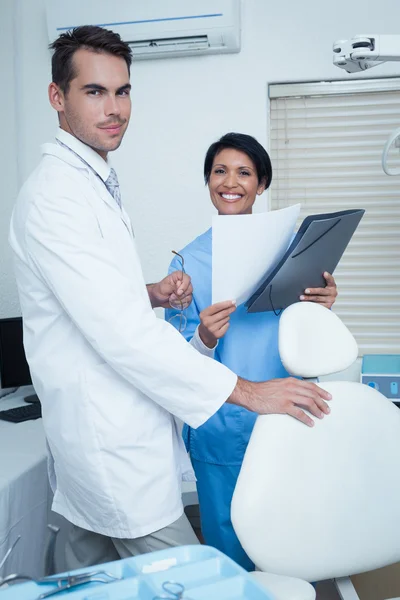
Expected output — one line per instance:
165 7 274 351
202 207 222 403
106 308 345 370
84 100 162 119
0 387 49 579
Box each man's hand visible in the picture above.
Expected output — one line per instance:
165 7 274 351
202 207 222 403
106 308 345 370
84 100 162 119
229 377 331 427
198 301 237 348
147 271 193 309
300 272 338 309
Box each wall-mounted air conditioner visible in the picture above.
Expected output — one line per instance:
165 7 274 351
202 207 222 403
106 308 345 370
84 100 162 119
46 0 241 60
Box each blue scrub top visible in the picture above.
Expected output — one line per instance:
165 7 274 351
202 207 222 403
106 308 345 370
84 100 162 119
166 228 289 466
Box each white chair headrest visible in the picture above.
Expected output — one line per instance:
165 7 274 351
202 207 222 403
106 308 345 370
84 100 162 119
279 302 358 378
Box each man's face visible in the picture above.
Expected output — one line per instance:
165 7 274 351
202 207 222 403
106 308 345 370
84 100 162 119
50 49 131 158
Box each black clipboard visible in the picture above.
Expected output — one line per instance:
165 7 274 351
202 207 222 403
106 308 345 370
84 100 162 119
245 209 365 314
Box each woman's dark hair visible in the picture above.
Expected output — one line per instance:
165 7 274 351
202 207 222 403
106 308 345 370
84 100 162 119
49 25 132 94
204 132 272 189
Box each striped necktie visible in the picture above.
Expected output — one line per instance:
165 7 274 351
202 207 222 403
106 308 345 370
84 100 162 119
105 168 122 208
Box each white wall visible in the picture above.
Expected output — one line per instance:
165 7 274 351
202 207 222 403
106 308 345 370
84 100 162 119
2 0 400 316
0 0 20 317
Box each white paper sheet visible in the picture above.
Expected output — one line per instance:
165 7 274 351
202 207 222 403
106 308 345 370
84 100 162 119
212 204 301 305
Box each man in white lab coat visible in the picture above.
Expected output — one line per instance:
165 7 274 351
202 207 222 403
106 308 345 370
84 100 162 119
9 26 331 569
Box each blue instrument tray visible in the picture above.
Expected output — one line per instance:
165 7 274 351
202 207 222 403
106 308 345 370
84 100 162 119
0 545 273 599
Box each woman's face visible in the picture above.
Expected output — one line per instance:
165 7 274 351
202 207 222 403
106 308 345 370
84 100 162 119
208 148 266 216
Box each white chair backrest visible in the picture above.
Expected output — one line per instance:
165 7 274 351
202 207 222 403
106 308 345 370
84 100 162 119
232 303 400 582
232 382 400 581
278 302 358 377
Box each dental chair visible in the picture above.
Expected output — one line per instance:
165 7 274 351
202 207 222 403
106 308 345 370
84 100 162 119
231 302 400 600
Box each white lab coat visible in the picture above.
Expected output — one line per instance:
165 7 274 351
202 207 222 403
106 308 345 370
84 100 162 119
9 131 237 538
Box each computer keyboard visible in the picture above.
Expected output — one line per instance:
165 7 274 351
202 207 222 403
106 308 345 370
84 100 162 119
0 403 42 423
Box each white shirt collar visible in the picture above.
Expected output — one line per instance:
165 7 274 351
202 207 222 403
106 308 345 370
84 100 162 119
55 128 111 183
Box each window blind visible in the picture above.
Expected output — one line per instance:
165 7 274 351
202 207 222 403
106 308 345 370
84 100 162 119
269 79 400 355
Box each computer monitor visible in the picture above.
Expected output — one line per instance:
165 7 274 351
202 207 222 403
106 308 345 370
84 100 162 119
0 317 38 402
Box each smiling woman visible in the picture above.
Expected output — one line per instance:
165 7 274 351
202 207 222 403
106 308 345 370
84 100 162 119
207 147 266 215
165 132 338 570
165 133 280 570
204 133 272 216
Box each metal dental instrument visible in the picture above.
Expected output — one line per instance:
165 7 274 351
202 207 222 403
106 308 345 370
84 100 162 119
153 580 193 600
36 571 122 599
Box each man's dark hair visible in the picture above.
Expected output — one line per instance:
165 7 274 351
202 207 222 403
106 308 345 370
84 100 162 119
204 132 272 189
49 25 132 94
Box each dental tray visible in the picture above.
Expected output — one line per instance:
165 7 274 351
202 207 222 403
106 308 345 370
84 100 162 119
0 545 273 599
